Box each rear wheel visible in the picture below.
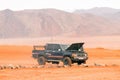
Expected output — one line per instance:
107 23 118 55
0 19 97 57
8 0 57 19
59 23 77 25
37 56 46 65
63 57 72 66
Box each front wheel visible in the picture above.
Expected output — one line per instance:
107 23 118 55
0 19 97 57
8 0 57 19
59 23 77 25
37 56 46 65
63 57 72 66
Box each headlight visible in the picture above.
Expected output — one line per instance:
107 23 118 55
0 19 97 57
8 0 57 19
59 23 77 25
84 53 87 56
72 53 77 57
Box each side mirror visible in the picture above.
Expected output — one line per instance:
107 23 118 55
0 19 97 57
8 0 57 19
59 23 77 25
58 49 62 51
78 49 82 51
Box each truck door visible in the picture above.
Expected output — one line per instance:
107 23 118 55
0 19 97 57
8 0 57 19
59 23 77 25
46 44 63 60
51 50 63 60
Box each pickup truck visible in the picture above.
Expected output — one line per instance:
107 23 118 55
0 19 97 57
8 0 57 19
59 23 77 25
32 43 88 66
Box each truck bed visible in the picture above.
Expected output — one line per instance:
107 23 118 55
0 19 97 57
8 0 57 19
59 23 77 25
32 49 45 59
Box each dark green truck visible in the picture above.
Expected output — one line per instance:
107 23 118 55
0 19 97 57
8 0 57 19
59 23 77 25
32 43 88 66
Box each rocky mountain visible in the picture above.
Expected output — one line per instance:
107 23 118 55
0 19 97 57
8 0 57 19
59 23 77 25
74 7 120 21
0 8 120 38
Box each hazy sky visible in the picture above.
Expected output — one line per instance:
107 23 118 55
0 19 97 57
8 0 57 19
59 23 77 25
0 0 120 11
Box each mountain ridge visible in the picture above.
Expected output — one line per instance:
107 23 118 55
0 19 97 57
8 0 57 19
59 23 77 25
0 8 120 38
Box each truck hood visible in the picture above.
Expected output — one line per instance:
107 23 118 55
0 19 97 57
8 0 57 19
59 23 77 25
66 43 84 51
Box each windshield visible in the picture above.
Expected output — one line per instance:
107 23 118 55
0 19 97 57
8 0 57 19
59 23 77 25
60 44 69 51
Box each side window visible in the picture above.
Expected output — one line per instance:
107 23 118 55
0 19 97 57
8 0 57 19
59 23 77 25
53 45 61 51
46 44 61 51
46 44 53 51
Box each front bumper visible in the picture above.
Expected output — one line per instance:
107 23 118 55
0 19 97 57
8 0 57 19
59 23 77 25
72 56 88 61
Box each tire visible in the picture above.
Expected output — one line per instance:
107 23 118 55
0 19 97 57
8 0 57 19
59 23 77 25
37 56 46 65
63 57 72 66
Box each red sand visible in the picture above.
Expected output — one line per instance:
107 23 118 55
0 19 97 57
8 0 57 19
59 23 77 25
0 45 120 80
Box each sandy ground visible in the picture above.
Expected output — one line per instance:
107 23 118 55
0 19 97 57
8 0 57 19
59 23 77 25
0 45 120 80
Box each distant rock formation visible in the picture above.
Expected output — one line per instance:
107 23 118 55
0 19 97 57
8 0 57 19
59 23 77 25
0 8 120 38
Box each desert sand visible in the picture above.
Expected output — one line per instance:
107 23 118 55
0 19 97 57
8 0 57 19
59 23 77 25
0 45 120 80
